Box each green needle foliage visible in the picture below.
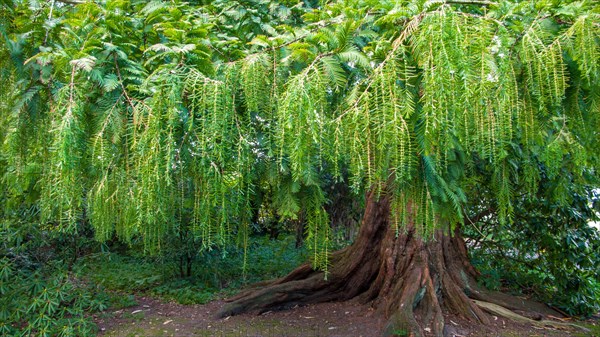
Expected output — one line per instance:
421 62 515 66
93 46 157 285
1 0 599 278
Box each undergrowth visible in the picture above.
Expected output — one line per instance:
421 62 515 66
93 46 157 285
467 204 600 317
74 235 308 305
1 214 308 336
0 258 104 336
0 217 114 337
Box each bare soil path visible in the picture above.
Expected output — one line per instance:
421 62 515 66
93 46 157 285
95 296 598 337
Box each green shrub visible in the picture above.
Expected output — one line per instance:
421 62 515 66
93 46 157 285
466 190 600 317
0 258 105 337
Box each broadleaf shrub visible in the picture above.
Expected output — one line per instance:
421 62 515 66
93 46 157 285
0 257 104 336
466 188 600 316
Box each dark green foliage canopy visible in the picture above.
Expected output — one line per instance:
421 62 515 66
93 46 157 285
1 0 598 274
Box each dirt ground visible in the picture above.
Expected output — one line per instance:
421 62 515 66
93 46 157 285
95 296 598 337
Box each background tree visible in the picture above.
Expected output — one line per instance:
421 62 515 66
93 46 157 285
1 0 598 336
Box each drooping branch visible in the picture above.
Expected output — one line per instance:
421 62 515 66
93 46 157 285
444 0 497 6
55 0 85 5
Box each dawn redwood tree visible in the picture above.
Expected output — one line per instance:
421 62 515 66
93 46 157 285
1 0 598 336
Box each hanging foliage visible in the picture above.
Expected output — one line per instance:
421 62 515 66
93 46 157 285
1 0 598 273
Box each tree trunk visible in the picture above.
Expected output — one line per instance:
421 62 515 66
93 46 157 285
294 211 305 248
218 191 554 336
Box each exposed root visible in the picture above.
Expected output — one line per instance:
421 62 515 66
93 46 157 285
474 300 591 333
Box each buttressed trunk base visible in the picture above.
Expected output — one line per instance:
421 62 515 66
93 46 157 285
218 191 547 336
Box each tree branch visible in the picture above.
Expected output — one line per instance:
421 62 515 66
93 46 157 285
445 0 497 6
55 0 85 5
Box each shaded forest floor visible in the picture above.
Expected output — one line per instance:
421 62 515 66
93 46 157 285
71 236 599 336
95 295 599 337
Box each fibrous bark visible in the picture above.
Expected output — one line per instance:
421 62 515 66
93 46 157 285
218 191 558 336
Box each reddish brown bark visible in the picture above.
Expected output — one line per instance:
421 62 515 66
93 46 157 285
217 191 554 336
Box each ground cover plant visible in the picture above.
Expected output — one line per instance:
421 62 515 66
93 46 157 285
1 0 599 336
74 235 308 305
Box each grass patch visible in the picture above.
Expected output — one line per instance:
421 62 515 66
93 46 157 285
572 322 600 337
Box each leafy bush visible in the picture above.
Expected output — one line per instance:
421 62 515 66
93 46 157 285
241 235 309 283
0 213 110 336
466 189 600 317
0 258 105 337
